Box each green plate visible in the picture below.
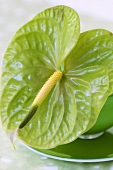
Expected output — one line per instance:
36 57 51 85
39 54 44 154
21 127 113 162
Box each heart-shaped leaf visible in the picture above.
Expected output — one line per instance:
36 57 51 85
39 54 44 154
0 6 113 149
12 5 80 68
66 29 113 95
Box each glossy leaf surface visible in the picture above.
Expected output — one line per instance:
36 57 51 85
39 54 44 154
0 6 113 149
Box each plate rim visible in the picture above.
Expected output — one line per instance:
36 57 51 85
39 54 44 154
20 141 113 163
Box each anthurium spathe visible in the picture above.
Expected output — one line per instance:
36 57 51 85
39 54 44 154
0 5 113 149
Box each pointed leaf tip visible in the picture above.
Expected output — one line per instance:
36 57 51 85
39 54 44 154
8 128 18 149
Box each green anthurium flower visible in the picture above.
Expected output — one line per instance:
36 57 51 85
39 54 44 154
0 5 113 149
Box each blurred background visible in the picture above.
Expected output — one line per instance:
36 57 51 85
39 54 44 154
0 0 113 169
